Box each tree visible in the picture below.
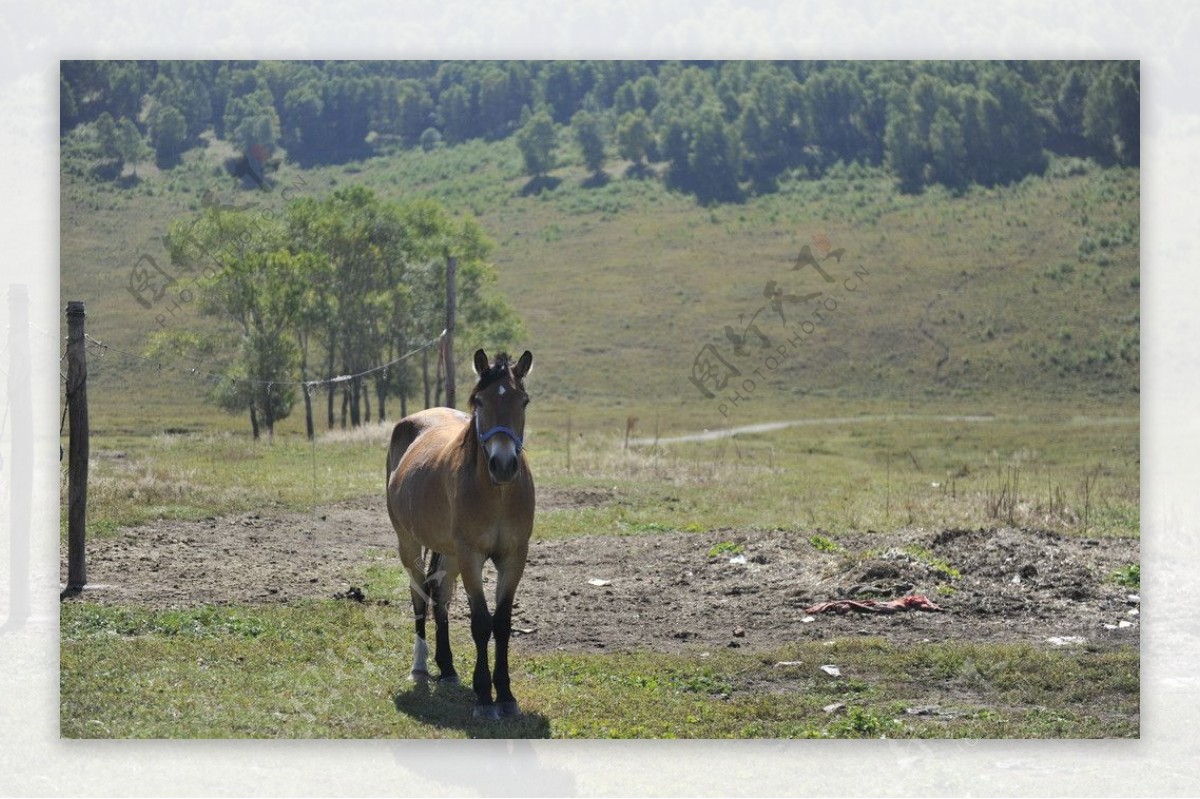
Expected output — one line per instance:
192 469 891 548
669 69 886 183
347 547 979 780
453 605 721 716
516 111 557 178
149 104 188 167
884 98 925 194
478 67 512 138
737 67 806 192
93 112 121 164
803 67 869 169
419 127 442 152
1053 66 1091 155
929 107 968 193
280 83 324 163
613 81 638 117
115 117 149 177
617 110 652 170
210 330 299 441
666 103 743 204
104 61 146 122
396 79 434 146
1083 61 1139 165
60 72 79 133
224 88 281 155
164 207 300 439
438 84 473 144
571 109 606 175
977 66 1047 184
660 116 692 191
149 66 214 141
634 75 660 114
543 61 585 124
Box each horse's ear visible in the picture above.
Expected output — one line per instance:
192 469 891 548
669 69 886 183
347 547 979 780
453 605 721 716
473 349 489 376
514 350 533 380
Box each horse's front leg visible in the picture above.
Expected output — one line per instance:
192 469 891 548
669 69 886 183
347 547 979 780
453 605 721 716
459 552 498 719
491 548 528 718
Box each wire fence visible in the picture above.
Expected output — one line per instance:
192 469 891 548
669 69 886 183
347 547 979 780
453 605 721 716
81 329 447 394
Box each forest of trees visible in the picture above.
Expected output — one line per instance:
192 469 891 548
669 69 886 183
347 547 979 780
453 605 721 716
62 60 1139 202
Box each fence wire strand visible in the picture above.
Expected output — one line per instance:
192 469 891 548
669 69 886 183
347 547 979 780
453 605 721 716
82 330 446 391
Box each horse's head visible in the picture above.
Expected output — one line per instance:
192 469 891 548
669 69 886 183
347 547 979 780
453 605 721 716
470 349 533 485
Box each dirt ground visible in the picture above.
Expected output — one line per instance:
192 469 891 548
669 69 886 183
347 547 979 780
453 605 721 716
61 487 1140 654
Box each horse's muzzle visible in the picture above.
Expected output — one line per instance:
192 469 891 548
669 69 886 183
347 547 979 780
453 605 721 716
487 451 521 484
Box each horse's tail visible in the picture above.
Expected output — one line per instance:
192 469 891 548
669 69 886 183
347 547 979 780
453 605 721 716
386 418 421 485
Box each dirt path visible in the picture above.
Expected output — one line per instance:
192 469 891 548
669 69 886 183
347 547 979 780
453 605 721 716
61 489 1140 654
631 414 1138 446
630 414 999 445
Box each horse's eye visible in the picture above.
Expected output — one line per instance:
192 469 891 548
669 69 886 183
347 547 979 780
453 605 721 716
522 396 530 407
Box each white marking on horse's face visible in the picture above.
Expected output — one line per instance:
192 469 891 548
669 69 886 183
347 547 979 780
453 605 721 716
498 384 506 397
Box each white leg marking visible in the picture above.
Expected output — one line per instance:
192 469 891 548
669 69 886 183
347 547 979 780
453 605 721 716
413 635 429 675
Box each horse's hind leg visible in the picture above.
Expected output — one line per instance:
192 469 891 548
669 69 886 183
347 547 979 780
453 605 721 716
426 551 460 685
397 536 432 682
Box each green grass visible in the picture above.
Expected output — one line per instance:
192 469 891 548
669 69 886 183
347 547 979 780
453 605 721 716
61 601 1138 739
65 427 390 533
706 541 744 558
1113 563 1140 589
70 407 1138 541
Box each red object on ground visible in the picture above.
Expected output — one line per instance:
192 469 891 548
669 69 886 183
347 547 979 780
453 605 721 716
804 594 945 615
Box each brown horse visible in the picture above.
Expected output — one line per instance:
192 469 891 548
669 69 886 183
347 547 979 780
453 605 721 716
386 349 535 719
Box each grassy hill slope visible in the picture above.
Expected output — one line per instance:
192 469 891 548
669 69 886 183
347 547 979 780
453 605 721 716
60 137 1139 438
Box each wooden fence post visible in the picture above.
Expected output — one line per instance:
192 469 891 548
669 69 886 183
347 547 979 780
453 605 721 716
65 301 88 593
444 255 457 409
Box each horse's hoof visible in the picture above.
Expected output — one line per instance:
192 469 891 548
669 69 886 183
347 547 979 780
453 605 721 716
437 673 460 686
410 669 432 683
473 704 502 721
497 700 521 718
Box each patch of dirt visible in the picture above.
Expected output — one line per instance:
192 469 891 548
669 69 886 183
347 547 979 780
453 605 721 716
62 492 1140 654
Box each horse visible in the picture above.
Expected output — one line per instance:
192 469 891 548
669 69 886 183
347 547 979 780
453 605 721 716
386 349 535 720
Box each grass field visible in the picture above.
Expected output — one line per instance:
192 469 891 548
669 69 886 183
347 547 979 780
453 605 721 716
59 132 1139 739
73 411 1137 540
61 600 1137 739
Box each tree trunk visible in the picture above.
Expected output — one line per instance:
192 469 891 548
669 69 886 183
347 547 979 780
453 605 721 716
362 376 371 424
422 348 431 409
250 406 260 440
350 378 362 427
435 348 444 407
262 387 275 442
340 386 349 429
325 336 337 429
376 376 387 422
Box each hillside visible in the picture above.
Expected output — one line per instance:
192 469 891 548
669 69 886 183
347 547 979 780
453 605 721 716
60 131 1139 438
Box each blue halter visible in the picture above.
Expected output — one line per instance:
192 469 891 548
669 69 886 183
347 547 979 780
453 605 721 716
475 413 524 453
